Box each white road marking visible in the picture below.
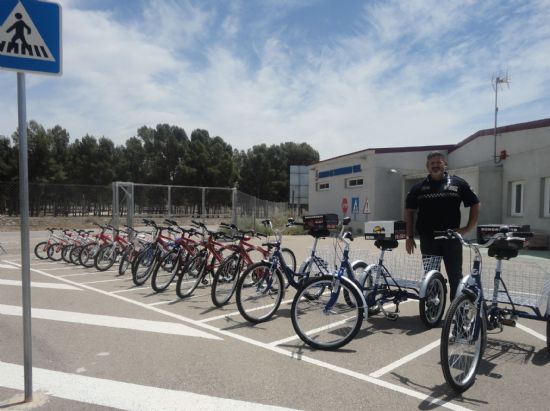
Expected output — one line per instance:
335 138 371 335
39 266 89 271
199 299 294 323
80 278 126 285
0 360 295 411
268 315 358 347
0 263 17 269
369 339 441 378
0 304 221 340
148 299 180 306
110 287 145 294
6 261 469 410
59 271 110 278
516 322 547 342
0 279 81 290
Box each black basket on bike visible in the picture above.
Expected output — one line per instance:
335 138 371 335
488 238 525 259
302 214 338 237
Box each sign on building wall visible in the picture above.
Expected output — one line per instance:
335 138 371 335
351 197 359 214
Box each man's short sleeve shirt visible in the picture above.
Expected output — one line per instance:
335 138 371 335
405 173 479 237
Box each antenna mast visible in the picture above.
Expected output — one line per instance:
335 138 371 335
492 71 510 164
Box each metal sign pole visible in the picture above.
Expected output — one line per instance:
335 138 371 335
17 71 33 402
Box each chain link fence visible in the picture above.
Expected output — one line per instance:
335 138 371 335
1 181 292 231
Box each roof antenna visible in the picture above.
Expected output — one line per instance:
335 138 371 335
492 71 510 164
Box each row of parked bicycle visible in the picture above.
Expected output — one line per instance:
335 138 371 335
33 214 549 394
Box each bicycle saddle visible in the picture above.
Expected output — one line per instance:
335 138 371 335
374 238 399 250
488 238 524 260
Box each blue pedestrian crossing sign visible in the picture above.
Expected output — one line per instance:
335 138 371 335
0 0 62 75
351 197 360 214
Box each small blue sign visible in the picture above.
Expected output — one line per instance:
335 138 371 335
351 197 360 214
0 0 62 75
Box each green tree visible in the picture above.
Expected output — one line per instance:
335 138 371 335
0 136 17 182
238 142 319 201
184 129 238 187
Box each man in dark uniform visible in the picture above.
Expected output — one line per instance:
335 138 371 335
405 151 480 301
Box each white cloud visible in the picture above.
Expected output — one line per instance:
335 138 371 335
1 0 549 160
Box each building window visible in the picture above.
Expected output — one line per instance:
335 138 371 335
317 182 330 191
544 177 550 217
510 181 524 216
346 177 364 188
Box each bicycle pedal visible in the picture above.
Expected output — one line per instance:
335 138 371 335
501 318 516 327
386 312 399 321
201 278 209 285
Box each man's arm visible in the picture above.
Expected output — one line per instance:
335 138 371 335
404 208 416 254
458 203 480 235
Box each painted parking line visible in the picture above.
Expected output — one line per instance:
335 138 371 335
0 304 221 340
0 263 18 269
198 299 294 323
39 266 89 271
110 287 146 294
369 339 441 378
516 322 547 342
80 278 127 285
0 279 81 290
0 360 294 411
59 271 117 278
10 262 470 411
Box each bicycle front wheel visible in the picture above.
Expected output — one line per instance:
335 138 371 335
236 262 284 323
80 242 100 267
151 249 180 292
440 293 486 393
176 253 206 298
291 276 364 350
47 242 63 261
211 254 244 307
132 246 157 286
34 241 49 260
419 272 447 328
94 245 117 271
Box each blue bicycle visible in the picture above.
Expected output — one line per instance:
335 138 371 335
438 226 549 392
235 214 350 323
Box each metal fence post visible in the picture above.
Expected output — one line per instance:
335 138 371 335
112 182 119 228
231 187 237 225
201 187 206 217
167 185 171 218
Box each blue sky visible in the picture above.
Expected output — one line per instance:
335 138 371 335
1 0 549 160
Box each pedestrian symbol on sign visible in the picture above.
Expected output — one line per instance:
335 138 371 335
351 197 359 214
0 2 55 61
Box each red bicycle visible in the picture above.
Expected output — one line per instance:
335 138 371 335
94 226 130 271
175 221 231 299
150 219 200 292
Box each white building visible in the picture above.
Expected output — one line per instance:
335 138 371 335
308 118 550 247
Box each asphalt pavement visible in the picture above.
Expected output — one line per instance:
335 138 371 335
0 231 549 411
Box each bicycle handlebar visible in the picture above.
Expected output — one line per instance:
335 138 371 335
434 228 532 249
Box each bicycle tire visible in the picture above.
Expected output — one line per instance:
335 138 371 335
70 245 83 265
341 261 380 316
118 248 132 276
419 272 447 328
132 245 157 286
61 244 73 263
546 317 549 352
236 261 284 323
80 242 100 267
94 244 117 271
211 254 244 307
151 249 180 292
34 241 49 260
176 252 207 298
440 293 486 393
281 247 296 272
291 275 364 350
47 242 63 261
